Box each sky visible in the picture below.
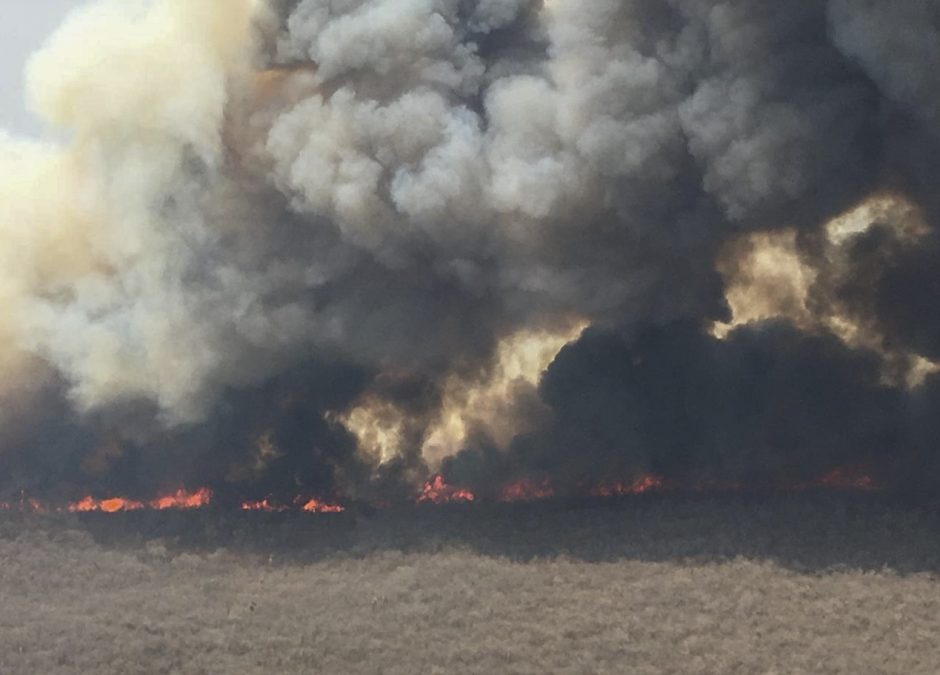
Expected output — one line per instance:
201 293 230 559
0 0 81 135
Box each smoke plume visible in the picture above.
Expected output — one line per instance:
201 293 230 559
1 0 939 502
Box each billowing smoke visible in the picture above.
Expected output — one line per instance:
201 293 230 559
445 321 903 493
1 0 939 502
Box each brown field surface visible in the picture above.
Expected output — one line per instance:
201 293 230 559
2 494 940 674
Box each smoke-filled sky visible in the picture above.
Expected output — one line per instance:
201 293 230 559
0 1 80 134
2 0 940 503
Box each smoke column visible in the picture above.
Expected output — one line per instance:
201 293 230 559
1 0 939 502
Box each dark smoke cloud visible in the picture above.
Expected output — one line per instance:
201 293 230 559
445 321 906 493
813 225 940 363
829 0 940 132
3 0 940 501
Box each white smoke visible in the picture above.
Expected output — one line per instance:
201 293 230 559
0 0 260 421
0 0 936 493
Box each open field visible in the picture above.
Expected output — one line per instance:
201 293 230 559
3 494 940 674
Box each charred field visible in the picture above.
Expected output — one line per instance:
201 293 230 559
4 491 940 675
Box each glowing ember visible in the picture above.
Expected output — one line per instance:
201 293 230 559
301 498 345 513
417 475 476 504
0 494 40 511
9 496 46 513
589 475 665 497
498 478 554 502
241 498 289 512
0 495 46 512
806 468 877 491
149 488 213 510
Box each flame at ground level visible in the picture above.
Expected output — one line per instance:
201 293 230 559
69 496 144 513
148 488 213 510
11 488 217 514
0 467 883 514
417 475 476 505
302 498 345 514
66 488 212 513
239 497 345 513
240 498 288 512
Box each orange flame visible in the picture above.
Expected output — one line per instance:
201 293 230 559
67 496 144 513
417 475 476 504
101 498 143 513
240 496 346 512
240 498 288 512
0 464 885 515
68 496 97 513
66 489 210 513
300 498 345 513
148 488 213 510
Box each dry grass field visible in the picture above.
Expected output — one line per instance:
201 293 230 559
3 494 940 674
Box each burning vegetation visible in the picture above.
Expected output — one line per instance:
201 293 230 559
0 0 939 505
4 3 940 672
0 467 884 515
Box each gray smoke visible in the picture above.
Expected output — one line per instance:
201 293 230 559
2 0 939 501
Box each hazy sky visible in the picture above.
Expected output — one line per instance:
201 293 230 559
0 0 81 135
